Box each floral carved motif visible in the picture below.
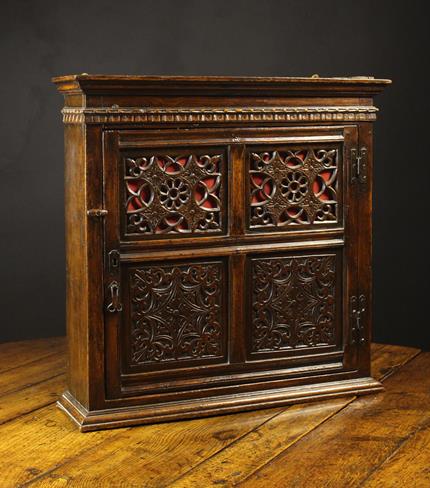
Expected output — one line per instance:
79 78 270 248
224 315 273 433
249 148 339 229
251 255 336 352
129 262 225 364
124 153 224 236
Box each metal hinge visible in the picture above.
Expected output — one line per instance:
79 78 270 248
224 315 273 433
350 294 366 345
351 147 368 185
107 280 122 313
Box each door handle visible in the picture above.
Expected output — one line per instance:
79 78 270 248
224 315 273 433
107 281 122 313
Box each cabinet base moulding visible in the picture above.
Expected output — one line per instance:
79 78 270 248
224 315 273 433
57 378 384 432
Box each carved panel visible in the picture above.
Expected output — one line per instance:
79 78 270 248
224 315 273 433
249 147 340 230
128 261 226 365
124 151 226 237
250 254 336 352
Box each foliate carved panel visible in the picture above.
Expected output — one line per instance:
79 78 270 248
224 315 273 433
249 147 341 230
250 254 337 352
128 261 226 365
124 151 226 237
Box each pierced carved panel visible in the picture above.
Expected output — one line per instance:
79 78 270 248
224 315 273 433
124 151 226 237
249 147 340 230
128 261 226 365
250 254 337 352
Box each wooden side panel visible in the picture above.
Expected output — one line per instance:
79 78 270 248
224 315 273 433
64 123 105 410
85 126 105 409
64 123 89 407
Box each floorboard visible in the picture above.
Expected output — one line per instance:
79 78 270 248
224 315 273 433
0 375 65 425
0 353 65 397
238 352 430 488
0 337 65 373
361 420 430 487
0 338 425 488
169 344 419 488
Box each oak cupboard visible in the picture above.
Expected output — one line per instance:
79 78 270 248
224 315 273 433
52 74 390 431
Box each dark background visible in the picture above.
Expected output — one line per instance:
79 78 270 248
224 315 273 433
1 0 428 347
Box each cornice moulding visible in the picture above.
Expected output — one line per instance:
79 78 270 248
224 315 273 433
61 105 379 124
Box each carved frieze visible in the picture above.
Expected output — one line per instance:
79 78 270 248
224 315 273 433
61 105 378 124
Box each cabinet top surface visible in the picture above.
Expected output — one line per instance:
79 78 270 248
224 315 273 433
52 74 391 96
53 74 391 83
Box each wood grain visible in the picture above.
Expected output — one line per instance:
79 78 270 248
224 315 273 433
0 337 65 373
1 339 425 488
370 343 420 380
239 352 430 487
0 352 64 397
0 340 412 488
170 398 354 488
168 343 419 487
0 406 119 487
18 408 282 487
362 420 430 487
0 374 65 425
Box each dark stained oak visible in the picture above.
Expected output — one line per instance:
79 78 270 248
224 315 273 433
0 338 424 487
52 74 390 431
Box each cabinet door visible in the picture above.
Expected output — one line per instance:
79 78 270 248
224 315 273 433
102 126 360 402
242 131 358 366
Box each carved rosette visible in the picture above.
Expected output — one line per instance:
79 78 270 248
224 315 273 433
251 255 336 352
129 261 225 364
249 148 339 229
124 153 225 236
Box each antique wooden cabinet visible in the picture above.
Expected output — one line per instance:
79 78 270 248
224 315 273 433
53 74 390 431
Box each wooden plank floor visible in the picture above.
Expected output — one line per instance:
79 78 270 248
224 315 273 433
0 339 427 487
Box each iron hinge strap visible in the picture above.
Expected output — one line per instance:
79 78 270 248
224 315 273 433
350 294 366 345
351 147 368 185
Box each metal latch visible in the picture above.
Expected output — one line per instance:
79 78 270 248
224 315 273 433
87 208 108 218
